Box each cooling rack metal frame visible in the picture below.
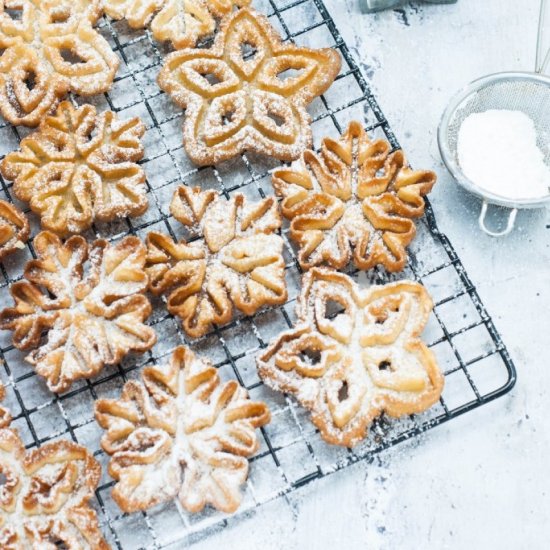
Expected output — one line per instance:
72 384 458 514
0 0 517 548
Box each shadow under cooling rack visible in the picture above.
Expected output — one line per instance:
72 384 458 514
0 0 516 548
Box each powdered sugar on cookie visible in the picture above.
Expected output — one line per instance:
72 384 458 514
0 427 108 549
0 0 119 126
257 268 444 447
272 121 436 273
1 101 148 236
157 7 341 165
104 0 251 49
145 186 287 338
95 345 270 514
0 200 29 260
0 231 156 393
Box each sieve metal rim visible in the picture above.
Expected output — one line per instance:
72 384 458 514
438 71 550 210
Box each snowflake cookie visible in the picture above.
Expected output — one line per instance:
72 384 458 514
95 345 270 514
158 7 341 165
0 231 156 393
273 121 437 272
0 200 29 260
0 416 108 547
146 185 287 338
0 0 119 127
257 268 444 447
1 101 148 236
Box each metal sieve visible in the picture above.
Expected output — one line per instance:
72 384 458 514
438 1 550 236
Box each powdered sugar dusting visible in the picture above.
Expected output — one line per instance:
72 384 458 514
2 232 155 393
1 101 147 235
146 188 287 338
0 0 118 126
157 7 341 165
257 268 444 447
0 429 106 547
95 346 270 515
272 121 436 272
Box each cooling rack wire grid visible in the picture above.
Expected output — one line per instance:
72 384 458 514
0 0 516 548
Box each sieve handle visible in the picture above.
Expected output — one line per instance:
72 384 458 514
478 201 517 237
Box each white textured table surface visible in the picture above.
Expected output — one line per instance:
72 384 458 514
198 1 550 549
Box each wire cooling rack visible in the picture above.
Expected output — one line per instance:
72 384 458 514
0 0 517 548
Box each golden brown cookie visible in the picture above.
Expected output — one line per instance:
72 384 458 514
273 121 436 272
104 0 251 49
146 185 287 338
0 382 11 428
257 268 444 447
1 101 148 236
0 200 29 260
0 231 156 393
158 7 341 165
0 386 107 549
0 428 108 549
0 0 119 127
95 345 270 514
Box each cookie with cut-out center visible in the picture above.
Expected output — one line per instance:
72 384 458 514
104 0 251 49
1 101 148 236
257 267 444 447
0 200 29 260
0 389 108 548
0 0 119 127
273 121 436 272
145 185 287 338
158 7 341 165
0 231 156 393
95 345 270 514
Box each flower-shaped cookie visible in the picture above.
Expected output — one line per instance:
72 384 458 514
0 200 29 260
1 101 148 236
158 7 341 165
104 0 250 49
0 0 119 126
146 185 287 338
95 345 270 514
273 121 437 272
0 428 108 549
257 268 444 447
0 231 156 393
